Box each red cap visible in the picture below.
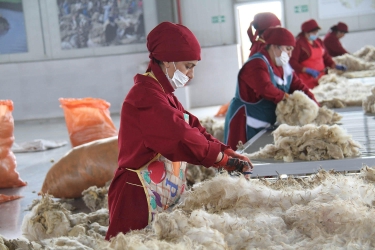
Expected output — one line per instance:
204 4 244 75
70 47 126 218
248 12 281 43
336 22 348 33
253 12 281 32
147 22 201 62
263 27 296 47
301 19 321 33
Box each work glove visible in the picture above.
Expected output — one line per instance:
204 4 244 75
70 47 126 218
214 153 252 174
224 148 254 169
305 68 320 78
335 64 347 71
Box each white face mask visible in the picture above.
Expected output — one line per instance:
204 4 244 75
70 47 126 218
165 62 189 89
274 47 290 67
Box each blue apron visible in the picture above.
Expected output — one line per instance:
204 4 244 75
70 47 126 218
224 53 293 144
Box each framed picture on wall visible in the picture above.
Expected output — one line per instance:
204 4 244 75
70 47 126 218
56 0 145 50
0 0 28 54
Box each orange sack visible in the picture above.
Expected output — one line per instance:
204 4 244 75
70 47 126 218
0 100 27 188
214 102 230 117
40 136 118 198
59 97 118 147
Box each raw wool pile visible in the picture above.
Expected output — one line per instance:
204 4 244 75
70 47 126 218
0 236 42 249
363 86 375 114
332 53 375 72
79 166 215 211
276 90 342 126
342 69 375 78
4 167 375 249
318 73 347 85
21 194 109 246
186 163 217 187
312 74 375 108
353 45 375 62
244 123 361 162
199 117 225 143
82 183 110 212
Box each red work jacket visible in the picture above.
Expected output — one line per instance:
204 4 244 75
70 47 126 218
323 32 349 57
226 48 318 149
106 72 228 240
290 35 335 74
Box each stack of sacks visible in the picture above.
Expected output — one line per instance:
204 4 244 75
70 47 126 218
7 166 375 249
276 91 342 126
353 45 375 62
244 124 361 162
312 74 375 108
363 86 375 114
0 100 27 189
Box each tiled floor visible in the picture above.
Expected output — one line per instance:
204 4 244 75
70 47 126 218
0 105 222 239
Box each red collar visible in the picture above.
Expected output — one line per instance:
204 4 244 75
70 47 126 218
146 59 175 94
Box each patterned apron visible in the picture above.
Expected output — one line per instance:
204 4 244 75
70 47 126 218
127 72 188 223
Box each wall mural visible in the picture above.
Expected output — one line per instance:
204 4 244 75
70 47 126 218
57 0 145 50
0 0 28 54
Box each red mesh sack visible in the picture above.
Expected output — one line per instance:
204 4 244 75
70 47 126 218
0 100 27 188
40 136 118 198
59 97 118 147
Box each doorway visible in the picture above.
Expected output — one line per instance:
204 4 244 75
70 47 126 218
235 1 284 64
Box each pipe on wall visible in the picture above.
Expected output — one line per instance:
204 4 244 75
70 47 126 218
176 0 182 24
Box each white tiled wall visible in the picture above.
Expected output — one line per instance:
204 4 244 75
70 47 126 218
1 53 148 120
0 45 241 121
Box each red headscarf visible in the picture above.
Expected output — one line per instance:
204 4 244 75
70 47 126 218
297 19 321 38
248 12 281 43
301 19 321 33
145 22 201 90
332 22 348 33
263 27 296 47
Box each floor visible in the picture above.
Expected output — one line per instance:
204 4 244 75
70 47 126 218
0 105 222 239
1 105 374 240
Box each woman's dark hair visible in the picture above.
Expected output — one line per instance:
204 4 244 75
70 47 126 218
265 44 272 50
330 25 339 32
154 58 162 65
307 27 320 33
253 23 266 36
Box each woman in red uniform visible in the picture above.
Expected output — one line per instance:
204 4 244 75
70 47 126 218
214 12 281 117
224 27 318 150
248 12 281 57
323 22 349 57
105 22 253 240
290 19 347 89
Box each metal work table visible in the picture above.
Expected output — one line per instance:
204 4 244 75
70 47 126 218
242 107 375 177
